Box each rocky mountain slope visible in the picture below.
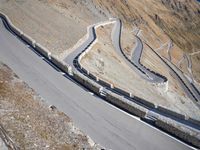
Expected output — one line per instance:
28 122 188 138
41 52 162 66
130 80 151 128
89 0 200 86
91 0 200 52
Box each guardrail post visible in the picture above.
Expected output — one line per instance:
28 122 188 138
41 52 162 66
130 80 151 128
32 41 36 48
129 93 133 98
165 80 168 92
48 52 51 60
68 66 73 76
87 70 90 75
110 84 114 89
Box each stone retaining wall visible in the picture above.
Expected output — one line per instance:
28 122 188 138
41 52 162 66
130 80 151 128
1 12 199 148
35 43 50 58
105 91 147 118
21 33 36 47
73 70 101 94
155 117 200 148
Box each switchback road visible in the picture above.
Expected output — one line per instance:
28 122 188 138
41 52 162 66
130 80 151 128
0 19 194 150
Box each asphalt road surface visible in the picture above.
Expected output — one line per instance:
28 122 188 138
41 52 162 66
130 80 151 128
111 19 165 83
0 19 194 150
65 19 166 83
131 36 165 83
64 24 95 67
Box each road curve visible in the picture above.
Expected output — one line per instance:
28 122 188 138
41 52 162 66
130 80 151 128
131 35 166 83
63 17 200 129
65 18 167 84
0 18 195 150
64 24 96 67
130 25 200 104
111 19 167 83
144 42 200 105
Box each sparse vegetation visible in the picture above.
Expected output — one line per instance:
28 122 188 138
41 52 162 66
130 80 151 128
0 62 98 149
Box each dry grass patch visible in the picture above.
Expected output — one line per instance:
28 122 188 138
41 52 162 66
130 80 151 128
0 63 97 149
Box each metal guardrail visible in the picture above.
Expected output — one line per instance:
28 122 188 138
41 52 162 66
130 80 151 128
0 12 199 148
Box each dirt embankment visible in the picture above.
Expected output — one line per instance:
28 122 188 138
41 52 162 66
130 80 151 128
0 62 99 149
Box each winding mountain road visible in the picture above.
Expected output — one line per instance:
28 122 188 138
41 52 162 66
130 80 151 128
64 24 96 67
131 36 166 83
0 17 195 150
111 19 166 83
64 18 167 84
129 22 200 103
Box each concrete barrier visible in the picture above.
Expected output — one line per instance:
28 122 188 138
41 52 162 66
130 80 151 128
157 105 185 120
60 62 72 75
0 13 23 37
73 71 101 94
86 70 90 75
50 55 72 74
77 55 82 63
110 84 114 89
7 19 24 37
10 25 23 37
48 55 60 67
21 33 36 47
0 13 8 22
35 43 50 58
85 48 91 54
84 78 102 94
155 117 200 148
67 65 73 75
73 70 85 85
105 91 147 118
129 93 133 98
0 13 9 24
96 77 99 82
